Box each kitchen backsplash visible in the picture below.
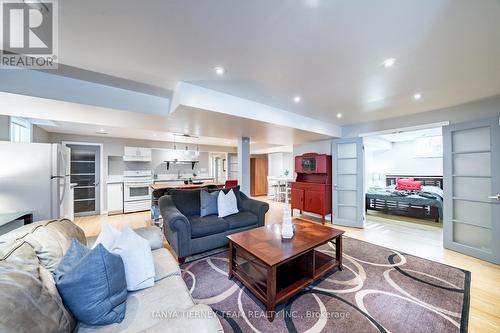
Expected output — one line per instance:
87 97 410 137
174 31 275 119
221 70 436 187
107 150 210 179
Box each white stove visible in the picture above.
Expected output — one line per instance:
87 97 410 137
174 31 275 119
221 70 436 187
123 170 152 213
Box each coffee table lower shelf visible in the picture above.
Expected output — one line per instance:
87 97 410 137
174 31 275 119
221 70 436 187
228 239 343 321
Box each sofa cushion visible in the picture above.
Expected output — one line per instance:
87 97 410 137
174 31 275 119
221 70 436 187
1 219 87 273
76 275 198 333
224 211 259 230
56 243 127 326
170 189 201 216
189 215 228 238
0 241 75 333
152 248 181 281
86 226 164 251
200 189 218 217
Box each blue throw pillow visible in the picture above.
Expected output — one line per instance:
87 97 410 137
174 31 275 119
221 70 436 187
55 239 89 281
200 189 219 217
55 242 127 326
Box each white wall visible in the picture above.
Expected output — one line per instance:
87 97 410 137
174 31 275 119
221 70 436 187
365 139 443 189
32 125 50 143
268 152 293 177
0 115 9 141
366 140 443 176
293 139 331 156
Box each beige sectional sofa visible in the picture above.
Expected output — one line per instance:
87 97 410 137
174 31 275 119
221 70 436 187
0 219 222 333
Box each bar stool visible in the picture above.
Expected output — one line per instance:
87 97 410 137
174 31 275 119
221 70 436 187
268 180 279 201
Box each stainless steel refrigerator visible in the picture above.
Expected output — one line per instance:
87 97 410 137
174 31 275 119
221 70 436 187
0 142 72 222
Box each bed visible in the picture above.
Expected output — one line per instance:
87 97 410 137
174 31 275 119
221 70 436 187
365 175 443 222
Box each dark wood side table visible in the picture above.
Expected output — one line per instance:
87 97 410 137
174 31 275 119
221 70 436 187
227 219 344 321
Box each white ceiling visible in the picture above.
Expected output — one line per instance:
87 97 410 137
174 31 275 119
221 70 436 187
1 92 329 148
35 105 330 148
56 0 500 125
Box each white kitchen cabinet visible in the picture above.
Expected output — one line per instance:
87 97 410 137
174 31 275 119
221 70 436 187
123 146 152 161
107 183 123 215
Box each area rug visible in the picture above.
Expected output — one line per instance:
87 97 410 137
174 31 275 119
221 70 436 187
181 237 470 333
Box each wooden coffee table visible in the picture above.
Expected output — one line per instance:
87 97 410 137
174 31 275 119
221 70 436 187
227 219 344 321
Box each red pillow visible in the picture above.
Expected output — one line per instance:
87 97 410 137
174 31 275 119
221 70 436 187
395 178 422 191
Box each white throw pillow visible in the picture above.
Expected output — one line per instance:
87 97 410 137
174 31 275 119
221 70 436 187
92 222 120 250
112 227 155 291
92 223 155 291
217 189 239 218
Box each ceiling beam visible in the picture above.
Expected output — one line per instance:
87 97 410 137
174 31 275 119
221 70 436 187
0 67 171 116
170 82 341 138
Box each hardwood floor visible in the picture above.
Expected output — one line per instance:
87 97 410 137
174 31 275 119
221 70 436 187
75 200 500 333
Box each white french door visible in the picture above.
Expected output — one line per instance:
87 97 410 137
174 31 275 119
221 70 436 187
443 117 500 264
332 137 365 228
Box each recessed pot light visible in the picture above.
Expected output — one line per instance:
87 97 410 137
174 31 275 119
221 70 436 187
413 93 422 100
337 113 343 118
214 66 226 75
293 96 301 103
382 58 396 68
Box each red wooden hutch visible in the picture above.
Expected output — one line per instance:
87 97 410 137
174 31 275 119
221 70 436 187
291 153 332 224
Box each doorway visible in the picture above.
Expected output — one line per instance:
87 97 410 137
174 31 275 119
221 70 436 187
363 126 444 228
66 144 101 216
210 153 227 183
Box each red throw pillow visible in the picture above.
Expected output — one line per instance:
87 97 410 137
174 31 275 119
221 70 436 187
395 178 422 191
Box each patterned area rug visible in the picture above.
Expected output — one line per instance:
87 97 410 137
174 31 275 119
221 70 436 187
181 237 470 333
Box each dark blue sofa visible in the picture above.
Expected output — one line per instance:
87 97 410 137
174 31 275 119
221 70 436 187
159 186 269 262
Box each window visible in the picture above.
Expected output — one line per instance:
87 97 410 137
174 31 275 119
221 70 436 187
414 136 442 158
10 117 32 143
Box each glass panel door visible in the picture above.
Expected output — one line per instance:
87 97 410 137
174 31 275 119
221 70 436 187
443 118 500 264
67 144 100 216
332 137 365 227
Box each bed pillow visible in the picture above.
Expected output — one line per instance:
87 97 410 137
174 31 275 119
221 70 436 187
395 178 422 191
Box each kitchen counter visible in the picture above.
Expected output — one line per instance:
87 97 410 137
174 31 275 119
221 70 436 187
154 177 215 182
151 181 225 190
106 175 124 184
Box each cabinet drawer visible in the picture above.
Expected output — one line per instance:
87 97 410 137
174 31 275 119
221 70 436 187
292 182 326 191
